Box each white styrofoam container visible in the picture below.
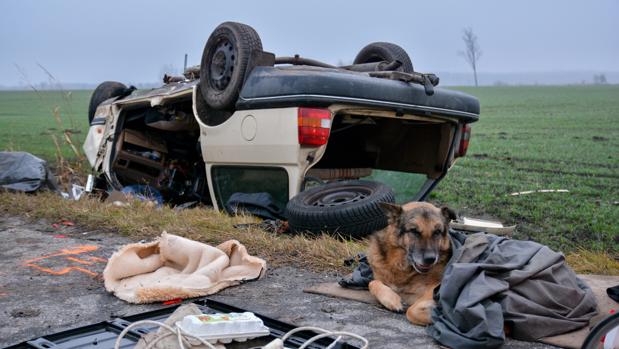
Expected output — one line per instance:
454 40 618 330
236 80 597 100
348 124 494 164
176 312 270 344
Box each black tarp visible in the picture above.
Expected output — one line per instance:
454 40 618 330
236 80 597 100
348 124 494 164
0 152 58 193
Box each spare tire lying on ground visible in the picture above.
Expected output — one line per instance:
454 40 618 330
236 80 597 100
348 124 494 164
286 180 395 239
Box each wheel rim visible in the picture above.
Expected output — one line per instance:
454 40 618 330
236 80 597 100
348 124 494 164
208 38 236 91
304 185 373 207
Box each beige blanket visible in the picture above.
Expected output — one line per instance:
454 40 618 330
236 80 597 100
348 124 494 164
103 232 266 303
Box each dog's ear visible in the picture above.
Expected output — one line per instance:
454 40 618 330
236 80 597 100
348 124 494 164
378 202 403 225
441 206 457 224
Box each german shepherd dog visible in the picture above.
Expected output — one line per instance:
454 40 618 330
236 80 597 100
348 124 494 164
368 202 456 325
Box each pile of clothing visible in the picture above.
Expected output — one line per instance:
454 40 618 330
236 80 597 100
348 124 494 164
341 230 599 349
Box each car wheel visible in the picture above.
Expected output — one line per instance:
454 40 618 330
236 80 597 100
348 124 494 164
200 22 262 110
286 180 395 239
194 84 233 126
88 81 131 124
581 312 619 349
353 42 414 73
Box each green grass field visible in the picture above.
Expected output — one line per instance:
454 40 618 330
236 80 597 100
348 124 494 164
0 86 617 254
0 90 91 160
431 86 618 254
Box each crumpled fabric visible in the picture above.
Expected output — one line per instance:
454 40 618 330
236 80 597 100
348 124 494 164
339 254 373 289
103 232 266 303
427 231 598 349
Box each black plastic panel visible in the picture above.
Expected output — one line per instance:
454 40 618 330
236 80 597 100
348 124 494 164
5 298 359 349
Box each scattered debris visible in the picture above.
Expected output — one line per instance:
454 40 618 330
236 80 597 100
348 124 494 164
104 190 130 206
70 184 86 200
450 217 516 236
121 185 163 206
104 187 163 207
510 189 569 196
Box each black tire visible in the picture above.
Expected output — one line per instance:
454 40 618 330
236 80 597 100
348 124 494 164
581 313 619 349
286 180 395 239
200 22 262 110
353 42 414 73
194 84 233 126
88 81 129 124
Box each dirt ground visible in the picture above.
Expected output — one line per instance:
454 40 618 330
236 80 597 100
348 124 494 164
0 215 554 349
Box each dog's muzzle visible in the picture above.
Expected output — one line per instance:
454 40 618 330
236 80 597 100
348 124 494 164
408 253 438 274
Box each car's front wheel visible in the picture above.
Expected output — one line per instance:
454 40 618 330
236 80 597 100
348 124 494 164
88 81 131 124
286 180 395 239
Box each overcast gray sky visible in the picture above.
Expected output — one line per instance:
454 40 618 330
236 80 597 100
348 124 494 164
1 0 617 86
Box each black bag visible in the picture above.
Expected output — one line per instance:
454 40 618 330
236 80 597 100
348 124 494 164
0 152 58 192
225 192 286 220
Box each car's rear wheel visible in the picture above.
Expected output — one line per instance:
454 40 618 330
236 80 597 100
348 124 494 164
200 22 262 111
88 81 130 124
286 180 395 239
353 42 414 73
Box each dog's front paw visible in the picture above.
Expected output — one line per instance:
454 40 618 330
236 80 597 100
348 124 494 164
369 280 404 312
381 292 404 312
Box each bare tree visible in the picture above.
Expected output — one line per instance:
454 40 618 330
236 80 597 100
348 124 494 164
593 74 608 85
460 27 482 87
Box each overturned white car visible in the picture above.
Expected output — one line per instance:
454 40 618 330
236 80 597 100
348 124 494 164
83 22 479 238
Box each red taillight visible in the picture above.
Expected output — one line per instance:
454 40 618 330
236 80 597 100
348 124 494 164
456 124 471 157
298 107 331 146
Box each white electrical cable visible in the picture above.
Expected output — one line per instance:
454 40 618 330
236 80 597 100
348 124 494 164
114 320 369 349
113 319 218 349
281 326 369 349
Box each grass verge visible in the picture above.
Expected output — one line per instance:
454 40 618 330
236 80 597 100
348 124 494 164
0 192 365 273
2 191 617 275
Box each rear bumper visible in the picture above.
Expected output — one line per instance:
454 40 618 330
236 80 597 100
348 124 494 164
237 66 480 123
238 93 479 123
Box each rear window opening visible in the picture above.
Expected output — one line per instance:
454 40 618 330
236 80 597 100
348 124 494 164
211 166 289 211
367 170 428 203
308 111 455 202
110 103 210 205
